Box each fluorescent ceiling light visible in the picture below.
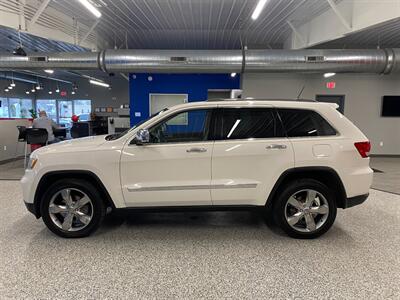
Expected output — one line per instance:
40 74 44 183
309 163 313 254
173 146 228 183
231 73 237 77
26 91 30 94
48 91 52 94
78 0 102 18
44 69 54 74
11 82 16 87
89 79 109 88
71 91 76 95
324 72 336 78
251 0 268 20
5 88 9 92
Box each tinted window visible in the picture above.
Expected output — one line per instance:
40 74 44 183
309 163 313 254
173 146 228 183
149 109 212 143
278 109 336 137
218 108 281 140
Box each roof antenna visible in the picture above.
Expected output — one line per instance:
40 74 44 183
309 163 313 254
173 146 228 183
296 84 306 100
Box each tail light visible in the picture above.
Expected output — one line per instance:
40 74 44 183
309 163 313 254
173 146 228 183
354 141 371 158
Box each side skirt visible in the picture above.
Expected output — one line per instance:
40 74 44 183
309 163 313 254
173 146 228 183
113 205 266 214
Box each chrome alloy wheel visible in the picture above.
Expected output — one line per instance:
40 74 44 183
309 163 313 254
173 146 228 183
48 188 94 232
284 189 329 233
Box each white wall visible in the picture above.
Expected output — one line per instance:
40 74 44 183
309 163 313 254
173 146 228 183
0 119 31 161
243 73 400 155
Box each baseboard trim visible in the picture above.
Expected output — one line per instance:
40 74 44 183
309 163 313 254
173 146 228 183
370 154 400 158
0 156 24 165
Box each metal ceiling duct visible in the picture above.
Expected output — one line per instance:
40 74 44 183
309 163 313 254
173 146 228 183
0 48 400 74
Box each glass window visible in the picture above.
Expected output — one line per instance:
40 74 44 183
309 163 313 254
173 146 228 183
149 109 211 144
278 109 337 137
58 100 73 128
20 99 33 118
8 98 21 118
7 98 33 118
36 99 57 122
73 99 92 116
219 108 280 140
0 98 9 118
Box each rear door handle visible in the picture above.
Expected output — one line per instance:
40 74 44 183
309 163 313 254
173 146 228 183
186 147 207 153
266 144 287 150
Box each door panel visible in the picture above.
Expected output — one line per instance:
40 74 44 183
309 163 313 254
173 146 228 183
211 107 294 206
211 138 294 205
121 142 213 206
120 108 214 207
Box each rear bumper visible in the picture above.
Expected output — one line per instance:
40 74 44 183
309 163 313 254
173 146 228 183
344 193 369 209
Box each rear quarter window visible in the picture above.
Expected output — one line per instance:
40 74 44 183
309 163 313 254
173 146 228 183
277 109 337 137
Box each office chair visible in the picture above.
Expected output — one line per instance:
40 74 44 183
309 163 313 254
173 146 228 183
24 128 48 168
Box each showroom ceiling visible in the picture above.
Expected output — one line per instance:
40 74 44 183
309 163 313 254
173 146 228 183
1 0 400 53
50 0 340 49
0 0 342 51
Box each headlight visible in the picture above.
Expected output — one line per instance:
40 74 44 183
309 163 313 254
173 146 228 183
27 157 38 170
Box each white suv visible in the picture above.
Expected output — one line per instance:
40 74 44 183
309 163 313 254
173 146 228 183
21 100 373 239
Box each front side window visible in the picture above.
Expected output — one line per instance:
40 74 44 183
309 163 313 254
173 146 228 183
149 109 212 144
278 109 337 137
218 108 281 140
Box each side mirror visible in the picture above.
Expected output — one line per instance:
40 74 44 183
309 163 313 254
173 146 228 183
131 129 150 145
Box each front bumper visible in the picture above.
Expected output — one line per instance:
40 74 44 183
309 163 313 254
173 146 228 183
344 193 369 209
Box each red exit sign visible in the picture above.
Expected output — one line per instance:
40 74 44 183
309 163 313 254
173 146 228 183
326 82 336 89
60 91 67 96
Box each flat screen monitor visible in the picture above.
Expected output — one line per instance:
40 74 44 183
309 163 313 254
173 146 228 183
382 96 400 117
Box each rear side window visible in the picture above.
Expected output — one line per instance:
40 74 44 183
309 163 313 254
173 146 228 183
217 108 283 140
278 109 336 137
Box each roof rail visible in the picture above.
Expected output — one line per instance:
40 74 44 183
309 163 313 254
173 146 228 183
206 98 317 102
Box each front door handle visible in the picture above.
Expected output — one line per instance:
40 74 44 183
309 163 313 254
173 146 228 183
186 147 207 153
266 144 287 150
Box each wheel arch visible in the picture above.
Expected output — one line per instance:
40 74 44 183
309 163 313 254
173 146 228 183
265 167 347 212
33 170 116 218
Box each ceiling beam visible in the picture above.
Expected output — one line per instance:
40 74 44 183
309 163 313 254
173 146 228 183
284 0 400 49
29 0 51 27
0 8 97 50
286 20 307 48
326 0 352 31
79 19 100 46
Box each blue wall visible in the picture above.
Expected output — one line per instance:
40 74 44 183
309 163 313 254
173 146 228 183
129 73 240 125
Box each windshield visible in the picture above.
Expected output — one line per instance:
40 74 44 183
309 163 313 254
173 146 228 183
105 108 169 141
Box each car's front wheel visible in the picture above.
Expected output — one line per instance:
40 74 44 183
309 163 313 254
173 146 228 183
40 179 105 238
274 179 337 239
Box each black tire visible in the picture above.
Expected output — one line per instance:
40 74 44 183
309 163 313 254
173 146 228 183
273 179 337 239
40 179 105 238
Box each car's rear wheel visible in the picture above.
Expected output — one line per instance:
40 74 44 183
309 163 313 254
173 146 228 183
273 179 337 239
40 179 105 238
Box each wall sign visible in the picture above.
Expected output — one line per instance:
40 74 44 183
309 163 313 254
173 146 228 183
326 82 336 89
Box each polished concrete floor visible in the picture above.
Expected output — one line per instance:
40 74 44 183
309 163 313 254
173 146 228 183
0 180 399 299
370 157 400 194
